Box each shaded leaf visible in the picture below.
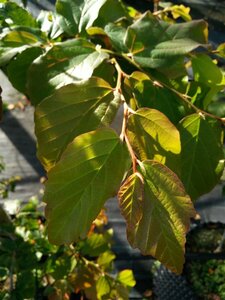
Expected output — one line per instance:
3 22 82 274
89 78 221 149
129 160 195 274
28 38 109 105
7 47 43 94
35 77 121 171
124 12 208 69
127 108 181 172
124 72 186 124
44 128 130 244
191 54 225 108
179 114 224 200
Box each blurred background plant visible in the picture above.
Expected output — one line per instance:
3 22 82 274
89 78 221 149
0 198 135 300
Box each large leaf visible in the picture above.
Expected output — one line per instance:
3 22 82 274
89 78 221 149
119 161 195 274
7 47 43 94
27 38 109 105
0 28 46 66
123 12 208 69
44 128 130 244
179 114 224 200
35 77 121 171
127 108 181 172
124 72 186 124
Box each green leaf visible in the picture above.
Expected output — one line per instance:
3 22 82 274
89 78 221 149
0 2 37 27
27 38 109 105
79 231 111 257
44 128 130 244
117 270 136 287
56 0 126 36
127 108 181 172
35 77 121 171
124 12 208 69
118 173 143 233
96 275 111 299
128 160 195 274
179 114 224 200
191 54 225 108
124 72 186 124
56 0 109 36
97 250 116 269
0 28 45 66
7 47 43 94
217 43 225 58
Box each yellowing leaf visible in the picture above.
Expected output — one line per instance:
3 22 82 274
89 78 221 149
126 160 195 274
44 128 130 245
127 108 181 172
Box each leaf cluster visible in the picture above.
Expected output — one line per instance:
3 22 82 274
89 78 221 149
0 198 135 300
0 0 225 274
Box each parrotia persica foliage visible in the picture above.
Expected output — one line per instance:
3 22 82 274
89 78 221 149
1 0 225 274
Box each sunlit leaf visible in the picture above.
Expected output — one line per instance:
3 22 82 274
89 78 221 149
128 160 195 274
0 2 37 27
28 38 109 105
35 77 121 171
179 113 224 200
44 128 130 244
117 269 136 287
127 108 181 172
96 275 111 299
0 28 46 66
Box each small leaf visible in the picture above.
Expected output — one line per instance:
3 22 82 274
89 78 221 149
127 108 181 172
35 77 121 171
217 43 225 58
96 275 111 299
128 160 195 274
97 250 116 269
179 114 224 200
117 270 136 287
28 38 109 104
118 173 143 232
44 128 130 244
